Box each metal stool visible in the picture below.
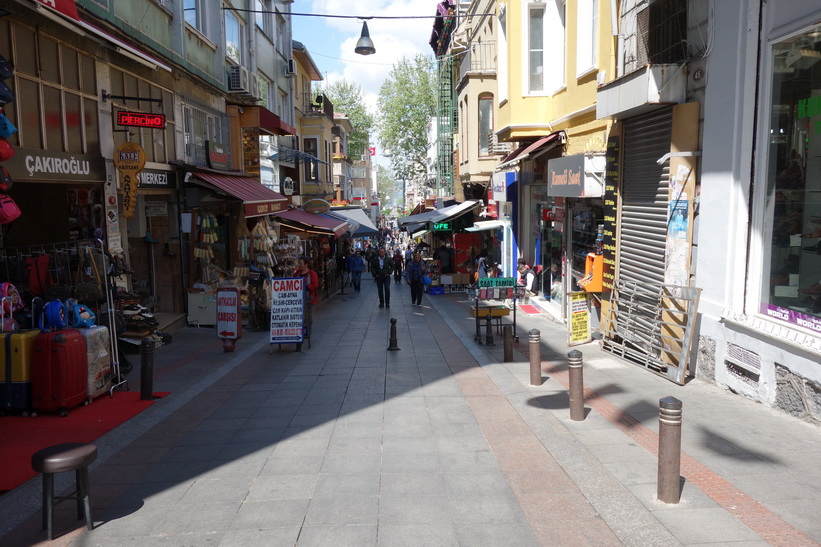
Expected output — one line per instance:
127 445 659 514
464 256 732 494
31 442 98 540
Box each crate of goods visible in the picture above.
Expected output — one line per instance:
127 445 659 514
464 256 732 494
440 275 455 285
1 330 40 414
428 286 445 295
78 326 112 401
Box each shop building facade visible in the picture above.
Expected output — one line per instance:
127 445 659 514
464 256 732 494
694 0 821 419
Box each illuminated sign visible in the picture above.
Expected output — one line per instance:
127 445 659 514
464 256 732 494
116 111 166 129
433 221 451 231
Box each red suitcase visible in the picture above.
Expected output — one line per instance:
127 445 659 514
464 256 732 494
31 329 88 416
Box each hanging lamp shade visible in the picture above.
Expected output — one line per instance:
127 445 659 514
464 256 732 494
355 21 376 55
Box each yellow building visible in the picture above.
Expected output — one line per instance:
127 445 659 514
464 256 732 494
495 0 615 321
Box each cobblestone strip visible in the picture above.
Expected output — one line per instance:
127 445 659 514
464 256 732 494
541 361 820 547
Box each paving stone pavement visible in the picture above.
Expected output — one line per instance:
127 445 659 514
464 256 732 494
1 274 820 546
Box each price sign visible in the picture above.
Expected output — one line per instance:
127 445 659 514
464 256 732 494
270 277 305 344
568 292 592 346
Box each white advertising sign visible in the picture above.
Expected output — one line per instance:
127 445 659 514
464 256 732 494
270 277 305 343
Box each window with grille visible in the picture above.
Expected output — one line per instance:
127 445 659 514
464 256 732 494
636 0 688 66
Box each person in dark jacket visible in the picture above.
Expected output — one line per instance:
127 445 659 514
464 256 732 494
404 252 427 307
370 248 394 308
348 251 366 292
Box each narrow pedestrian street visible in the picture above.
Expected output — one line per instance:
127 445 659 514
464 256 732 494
1 274 820 546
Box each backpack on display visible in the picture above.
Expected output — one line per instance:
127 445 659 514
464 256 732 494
0 54 12 80
0 194 20 225
0 111 16 138
66 298 97 328
39 299 68 331
0 166 14 191
0 138 13 162
0 81 13 106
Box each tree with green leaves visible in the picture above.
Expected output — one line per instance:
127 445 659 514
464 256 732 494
320 80 374 158
377 54 436 192
376 164 400 210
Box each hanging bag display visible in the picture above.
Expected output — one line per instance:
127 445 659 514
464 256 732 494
0 166 14 191
0 112 16 138
0 54 13 80
0 138 13 161
421 274 432 286
0 81 13 106
0 194 21 224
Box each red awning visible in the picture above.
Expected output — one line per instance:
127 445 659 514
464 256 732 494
257 107 297 136
191 174 287 218
272 209 349 236
497 131 565 170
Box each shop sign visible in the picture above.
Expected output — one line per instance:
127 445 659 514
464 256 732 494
145 200 168 217
282 177 294 196
548 154 585 197
3 147 106 181
116 111 166 129
205 140 230 170
601 136 619 293
121 173 138 219
760 303 821 334
216 288 243 340
113 142 147 174
303 199 330 214
245 201 283 217
137 169 174 188
35 0 79 20
568 292 592 346
270 277 305 344
478 277 515 288
433 221 451 231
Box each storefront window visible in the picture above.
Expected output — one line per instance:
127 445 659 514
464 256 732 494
762 23 821 330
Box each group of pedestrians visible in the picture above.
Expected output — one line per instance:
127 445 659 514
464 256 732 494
340 245 429 309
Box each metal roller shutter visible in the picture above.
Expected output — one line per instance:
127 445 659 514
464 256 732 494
618 108 672 286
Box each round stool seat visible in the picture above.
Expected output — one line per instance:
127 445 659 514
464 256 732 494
32 443 98 474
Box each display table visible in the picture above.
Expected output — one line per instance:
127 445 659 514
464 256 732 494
471 305 510 333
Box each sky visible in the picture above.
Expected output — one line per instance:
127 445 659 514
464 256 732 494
291 0 437 137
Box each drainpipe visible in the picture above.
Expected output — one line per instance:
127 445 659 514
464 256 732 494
610 0 624 78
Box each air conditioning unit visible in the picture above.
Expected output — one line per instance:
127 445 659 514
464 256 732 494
228 65 249 93
285 59 296 77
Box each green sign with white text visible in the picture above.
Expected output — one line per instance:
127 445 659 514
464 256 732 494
433 222 451 231
478 277 515 288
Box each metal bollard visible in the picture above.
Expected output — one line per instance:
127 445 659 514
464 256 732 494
484 314 495 346
568 350 584 421
387 318 401 351
140 338 154 401
503 326 513 362
657 396 683 504
529 329 541 386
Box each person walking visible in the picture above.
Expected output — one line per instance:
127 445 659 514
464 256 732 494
295 257 318 347
392 249 404 284
370 248 394 308
404 245 413 264
348 251 366 292
437 244 452 274
405 252 427 307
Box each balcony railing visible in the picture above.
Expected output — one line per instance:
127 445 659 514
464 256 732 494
458 41 496 82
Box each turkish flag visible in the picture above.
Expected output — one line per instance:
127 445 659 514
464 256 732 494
369 147 376 156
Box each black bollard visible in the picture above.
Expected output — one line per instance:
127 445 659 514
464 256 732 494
387 318 401 351
140 338 154 401
657 396 683 503
568 350 584 421
529 329 541 386
503 326 513 362
484 314 495 346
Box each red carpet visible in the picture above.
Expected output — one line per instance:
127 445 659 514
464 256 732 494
519 304 542 315
0 391 167 494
